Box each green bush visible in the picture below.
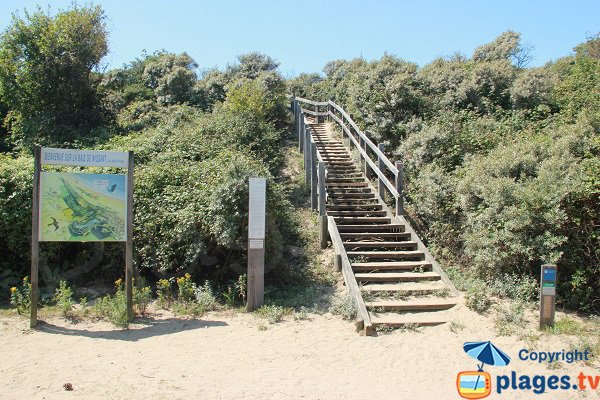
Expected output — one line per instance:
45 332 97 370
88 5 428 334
0 155 33 276
53 280 74 317
329 294 357 321
465 281 492 313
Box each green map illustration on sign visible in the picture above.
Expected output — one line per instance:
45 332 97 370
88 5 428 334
40 172 127 242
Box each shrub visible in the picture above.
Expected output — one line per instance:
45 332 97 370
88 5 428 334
92 279 129 328
465 283 492 313
256 305 288 324
9 276 31 315
194 281 217 312
156 278 174 309
329 294 357 321
133 284 152 316
53 280 74 318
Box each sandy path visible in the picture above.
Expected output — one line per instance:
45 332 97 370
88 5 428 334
0 303 598 400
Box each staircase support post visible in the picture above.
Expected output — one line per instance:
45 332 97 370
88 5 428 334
310 142 317 211
377 143 385 199
299 114 304 153
318 161 328 249
395 161 404 217
304 127 311 185
364 140 371 179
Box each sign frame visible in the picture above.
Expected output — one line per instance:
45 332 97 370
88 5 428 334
30 146 135 328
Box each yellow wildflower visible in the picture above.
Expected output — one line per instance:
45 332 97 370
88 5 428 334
184 273 191 280
114 278 123 287
10 287 17 294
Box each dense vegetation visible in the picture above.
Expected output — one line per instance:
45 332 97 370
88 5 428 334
0 5 293 295
288 31 599 312
0 4 597 315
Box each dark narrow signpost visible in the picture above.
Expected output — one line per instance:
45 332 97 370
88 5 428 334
247 178 266 312
539 264 557 330
30 147 133 328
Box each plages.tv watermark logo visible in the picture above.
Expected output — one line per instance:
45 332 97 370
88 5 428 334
456 341 599 398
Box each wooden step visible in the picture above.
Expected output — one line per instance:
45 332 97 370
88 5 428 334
365 298 456 311
351 261 431 271
329 193 375 199
329 200 380 206
328 204 383 211
343 241 417 249
327 189 373 194
322 161 354 166
336 224 405 232
327 178 366 183
355 272 441 282
334 217 391 224
340 232 408 239
327 173 363 177
327 182 368 187
347 250 424 259
370 311 451 327
361 281 446 294
329 210 388 217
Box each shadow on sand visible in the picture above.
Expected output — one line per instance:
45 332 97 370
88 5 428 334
36 317 228 342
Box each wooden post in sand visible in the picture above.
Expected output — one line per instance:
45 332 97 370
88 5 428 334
247 178 266 312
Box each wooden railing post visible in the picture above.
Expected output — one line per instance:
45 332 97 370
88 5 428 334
395 161 404 217
318 161 328 249
377 143 385 199
310 142 317 211
305 127 311 185
364 140 371 179
299 114 304 153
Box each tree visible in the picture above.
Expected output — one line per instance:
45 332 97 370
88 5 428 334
142 52 198 105
0 5 108 149
227 52 279 80
473 30 533 68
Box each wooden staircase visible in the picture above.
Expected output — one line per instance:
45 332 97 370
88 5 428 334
309 120 458 331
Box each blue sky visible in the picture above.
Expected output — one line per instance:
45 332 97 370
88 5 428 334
1 1 599 77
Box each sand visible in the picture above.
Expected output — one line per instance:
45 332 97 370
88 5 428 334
0 299 598 400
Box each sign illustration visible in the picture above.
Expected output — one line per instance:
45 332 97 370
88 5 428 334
39 172 127 242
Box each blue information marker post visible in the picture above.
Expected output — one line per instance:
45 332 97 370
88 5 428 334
539 264 557 330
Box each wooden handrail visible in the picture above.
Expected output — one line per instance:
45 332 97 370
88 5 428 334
291 96 404 218
328 216 373 334
328 100 398 175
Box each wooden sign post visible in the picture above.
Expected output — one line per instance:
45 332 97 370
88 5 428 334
247 178 266 312
30 146 133 328
539 264 557 330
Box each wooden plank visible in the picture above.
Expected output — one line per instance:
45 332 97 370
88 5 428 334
370 312 450 327
365 298 456 311
295 96 329 106
361 281 446 293
125 151 134 321
355 272 441 282
346 250 424 258
351 261 432 270
328 217 373 335
30 146 41 328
